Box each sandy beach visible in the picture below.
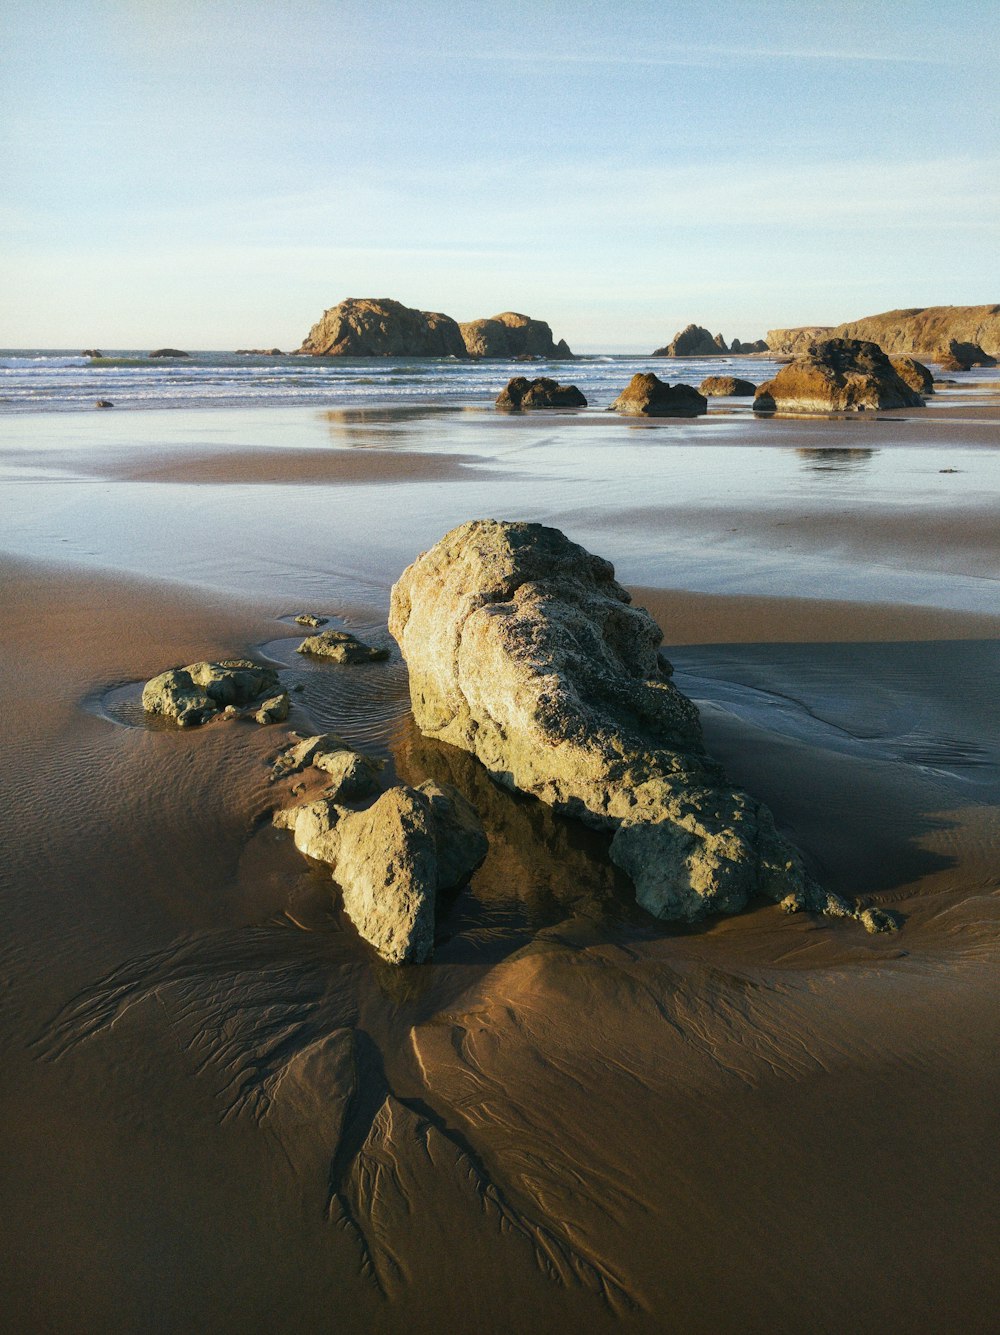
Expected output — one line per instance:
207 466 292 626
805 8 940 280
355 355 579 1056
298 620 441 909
2 384 999 1333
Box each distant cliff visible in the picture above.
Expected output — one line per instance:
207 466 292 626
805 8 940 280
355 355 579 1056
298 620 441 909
297 298 573 358
767 306 1000 358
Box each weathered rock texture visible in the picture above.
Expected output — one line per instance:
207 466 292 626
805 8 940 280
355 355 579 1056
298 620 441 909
271 733 383 799
610 373 707 417
652 325 723 357
889 356 935 395
936 339 997 372
698 375 757 397
296 629 389 662
754 338 926 414
275 780 488 963
496 377 587 409
460 312 573 359
142 659 283 727
297 298 467 357
765 327 834 356
388 520 890 928
829 305 1000 359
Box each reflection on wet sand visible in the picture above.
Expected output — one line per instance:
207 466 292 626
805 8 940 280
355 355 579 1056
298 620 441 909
796 447 875 472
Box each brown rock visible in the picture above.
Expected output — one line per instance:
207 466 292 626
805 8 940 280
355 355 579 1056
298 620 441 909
889 356 935 394
829 305 1000 358
652 324 719 357
935 339 997 371
296 297 467 357
610 373 707 417
459 311 574 359
698 375 757 397
765 327 834 356
495 377 587 409
296 629 389 662
754 338 925 414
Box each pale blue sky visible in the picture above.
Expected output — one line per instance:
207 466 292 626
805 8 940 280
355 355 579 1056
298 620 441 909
2 0 998 348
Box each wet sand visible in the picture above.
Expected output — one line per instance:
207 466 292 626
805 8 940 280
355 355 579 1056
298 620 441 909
1 391 999 1333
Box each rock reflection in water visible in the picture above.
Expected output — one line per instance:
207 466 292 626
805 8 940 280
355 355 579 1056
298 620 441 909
796 447 875 473
393 717 641 954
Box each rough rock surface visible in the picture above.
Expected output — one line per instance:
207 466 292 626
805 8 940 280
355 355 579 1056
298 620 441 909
652 324 720 357
765 327 834 356
459 312 573 359
496 377 587 409
610 373 707 417
698 375 757 397
936 339 997 371
142 659 281 726
148 348 190 358
275 781 488 963
296 297 467 358
253 693 290 725
293 613 327 628
829 305 1000 358
271 732 384 800
388 519 884 928
754 338 925 413
296 629 389 662
889 356 935 395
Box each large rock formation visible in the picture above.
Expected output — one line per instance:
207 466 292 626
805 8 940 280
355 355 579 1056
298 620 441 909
829 305 1000 359
388 520 891 929
610 373 707 417
652 324 722 357
460 311 573 359
496 377 587 409
296 298 467 357
275 779 488 963
699 375 757 397
765 327 834 356
754 338 926 414
142 659 285 727
936 339 997 372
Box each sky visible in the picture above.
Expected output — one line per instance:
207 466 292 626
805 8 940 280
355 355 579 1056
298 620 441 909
1 0 998 349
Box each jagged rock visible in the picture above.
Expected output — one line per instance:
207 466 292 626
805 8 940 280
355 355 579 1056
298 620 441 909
609 373 707 417
82 349 103 358
459 312 573 359
754 338 926 414
495 377 587 409
652 324 720 357
293 613 327 628
698 375 757 397
936 339 996 371
142 659 281 727
731 338 768 354
271 732 351 780
388 519 853 927
148 348 190 358
712 332 728 352
889 356 935 395
296 629 389 662
253 692 290 725
296 297 467 357
275 781 488 963
95 399 114 409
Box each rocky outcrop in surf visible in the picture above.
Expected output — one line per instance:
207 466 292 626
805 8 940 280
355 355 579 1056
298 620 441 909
496 377 587 409
297 298 468 358
610 373 707 417
388 520 895 930
936 340 997 372
754 338 926 414
148 348 190 358
460 312 573 359
652 325 764 357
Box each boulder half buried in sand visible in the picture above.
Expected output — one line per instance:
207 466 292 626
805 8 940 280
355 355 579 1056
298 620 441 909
142 659 283 726
610 373 707 417
698 375 757 397
754 338 925 413
389 519 894 931
296 629 389 662
495 377 587 409
275 781 488 963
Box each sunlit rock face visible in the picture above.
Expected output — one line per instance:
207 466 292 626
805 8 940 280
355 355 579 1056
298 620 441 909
754 338 926 414
389 519 830 925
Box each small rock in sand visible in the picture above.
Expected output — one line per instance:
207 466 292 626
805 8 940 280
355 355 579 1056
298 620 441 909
253 692 290 725
96 399 114 409
142 658 281 727
294 613 327 628
296 629 389 662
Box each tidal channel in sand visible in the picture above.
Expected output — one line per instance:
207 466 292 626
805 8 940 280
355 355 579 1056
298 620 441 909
1 387 999 1332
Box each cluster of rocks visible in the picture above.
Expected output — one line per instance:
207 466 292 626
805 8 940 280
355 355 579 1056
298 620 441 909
495 371 762 416
652 324 767 357
273 733 488 964
142 659 290 727
296 297 573 359
753 339 929 413
496 377 587 409
389 520 898 933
